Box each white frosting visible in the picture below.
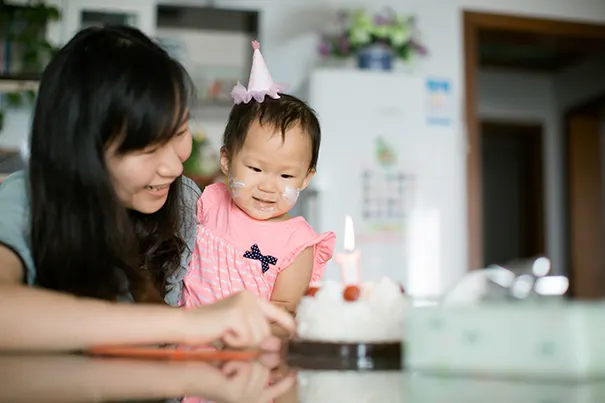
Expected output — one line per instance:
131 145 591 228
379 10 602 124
296 278 407 342
297 370 403 402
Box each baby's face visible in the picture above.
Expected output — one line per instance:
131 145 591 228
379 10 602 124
221 120 314 221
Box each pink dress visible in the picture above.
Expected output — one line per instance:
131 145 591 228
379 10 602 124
181 182 335 308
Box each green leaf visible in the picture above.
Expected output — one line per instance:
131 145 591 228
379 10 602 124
48 7 61 21
25 90 36 104
6 93 23 108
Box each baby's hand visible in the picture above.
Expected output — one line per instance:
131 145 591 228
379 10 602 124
270 300 296 316
183 290 295 351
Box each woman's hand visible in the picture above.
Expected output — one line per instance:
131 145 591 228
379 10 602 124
200 360 295 403
183 290 296 350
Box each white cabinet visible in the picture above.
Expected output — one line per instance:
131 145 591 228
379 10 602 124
59 0 157 43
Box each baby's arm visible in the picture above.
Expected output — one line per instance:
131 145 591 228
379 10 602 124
269 247 314 337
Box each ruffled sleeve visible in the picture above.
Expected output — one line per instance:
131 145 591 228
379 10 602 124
164 176 201 306
279 225 336 284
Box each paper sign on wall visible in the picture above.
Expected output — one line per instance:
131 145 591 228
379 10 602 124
359 137 414 243
425 78 453 126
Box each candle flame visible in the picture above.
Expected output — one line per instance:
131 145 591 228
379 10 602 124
344 215 355 251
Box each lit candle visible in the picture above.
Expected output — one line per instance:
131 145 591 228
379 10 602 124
335 215 360 284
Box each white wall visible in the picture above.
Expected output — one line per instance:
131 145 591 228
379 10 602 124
3 0 605 292
555 55 605 111
477 70 554 122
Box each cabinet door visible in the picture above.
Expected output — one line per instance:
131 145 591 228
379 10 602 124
61 0 156 43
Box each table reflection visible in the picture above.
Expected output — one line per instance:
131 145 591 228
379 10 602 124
0 353 295 403
297 370 403 402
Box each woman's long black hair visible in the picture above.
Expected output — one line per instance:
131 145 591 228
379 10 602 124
28 26 194 302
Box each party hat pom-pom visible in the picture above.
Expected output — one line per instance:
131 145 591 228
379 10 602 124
230 81 251 104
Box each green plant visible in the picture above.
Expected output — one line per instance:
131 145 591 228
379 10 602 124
318 8 428 61
0 0 61 129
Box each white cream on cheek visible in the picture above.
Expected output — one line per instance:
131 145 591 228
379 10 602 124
282 186 300 206
228 177 246 198
229 176 277 212
258 204 276 212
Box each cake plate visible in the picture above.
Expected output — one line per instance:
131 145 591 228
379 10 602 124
286 339 403 370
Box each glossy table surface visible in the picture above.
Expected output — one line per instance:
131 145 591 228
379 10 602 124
1 352 603 403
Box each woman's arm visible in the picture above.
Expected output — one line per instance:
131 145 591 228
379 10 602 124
0 354 295 403
0 246 294 352
269 247 314 337
0 246 183 350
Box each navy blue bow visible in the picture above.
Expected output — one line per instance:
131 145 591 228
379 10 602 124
243 244 277 273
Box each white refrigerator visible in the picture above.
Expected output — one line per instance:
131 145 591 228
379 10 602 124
298 67 463 297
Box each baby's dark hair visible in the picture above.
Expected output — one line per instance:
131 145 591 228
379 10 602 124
222 93 321 172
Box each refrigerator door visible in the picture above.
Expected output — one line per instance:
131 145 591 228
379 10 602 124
309 69 426 284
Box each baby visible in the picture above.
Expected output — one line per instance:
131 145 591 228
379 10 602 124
182 41 335 321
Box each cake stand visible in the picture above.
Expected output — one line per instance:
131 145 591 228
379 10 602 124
286 339 403 370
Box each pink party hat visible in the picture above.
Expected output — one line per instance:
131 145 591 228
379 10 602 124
231 40 287 104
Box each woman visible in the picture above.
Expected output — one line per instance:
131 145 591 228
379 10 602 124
0 25 293 351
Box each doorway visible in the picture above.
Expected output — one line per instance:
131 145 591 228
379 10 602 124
481 121 544 266
464 12 605 279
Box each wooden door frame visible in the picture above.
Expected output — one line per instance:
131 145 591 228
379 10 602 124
563 95 605 298
464 11 605 270
564 111 605 298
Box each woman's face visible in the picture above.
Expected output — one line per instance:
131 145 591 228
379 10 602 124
105 120 192 214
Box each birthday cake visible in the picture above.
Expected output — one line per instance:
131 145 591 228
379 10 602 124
287 216 406 368
295 278 407 343
288 278 407 369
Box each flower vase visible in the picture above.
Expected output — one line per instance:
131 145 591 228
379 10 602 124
356 44 393 71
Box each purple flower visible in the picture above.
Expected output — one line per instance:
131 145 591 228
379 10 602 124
409 40 428 56
318 37 332 57
374 15 390 25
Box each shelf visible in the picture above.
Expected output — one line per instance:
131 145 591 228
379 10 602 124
191 100 232 121
197 99 233 108
157 6 259 34
0 75 40 93
155 5 260 112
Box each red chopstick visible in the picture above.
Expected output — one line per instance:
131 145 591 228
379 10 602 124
86 345 261 361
